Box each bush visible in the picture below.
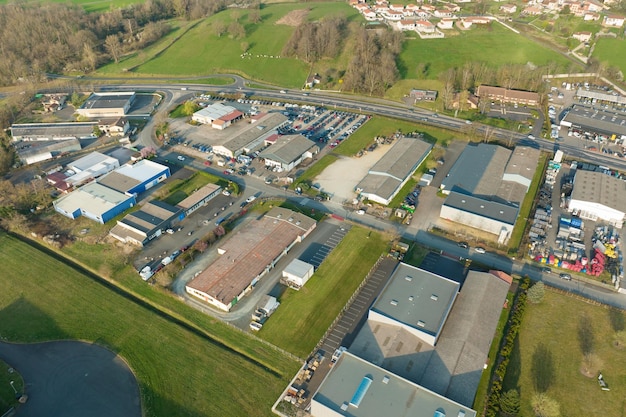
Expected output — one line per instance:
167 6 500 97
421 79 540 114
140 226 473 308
500 389 521 415
527 281 545 303
531 393 561 417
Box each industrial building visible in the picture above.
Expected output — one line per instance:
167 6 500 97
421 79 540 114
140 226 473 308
109 200 183 246
259 134 319 171
98 159 170 196
568 170 626 227
76 92 136 118
65 152 120 187
439 144 540 243
345 264 511 409
176 183 222 216
211 112 289 159
185 207 316 311
53 182 136 224
16 138 82 165
97 117 130 137
310 351 476 417
10 122 98 141
192 103 244 129
282 258 315 289
559 104 626 139
355 137 433 205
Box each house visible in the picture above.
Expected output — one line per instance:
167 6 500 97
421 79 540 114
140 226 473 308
499 4 517 13
444 3 461 12
584 11 600 20
404 4 420 15
437 17 456 29
434 9 454 18
97 117 130 137
415 20 436 33
41 94 67 113
398 19 417 30
363 8 378 19
603 14 625 27
476 85 540 106
410 89 438 101
389 3 405 11
383 9 404 20
305 73 322 88
522 6 543 15
420 4 436 13
573 31 593 42
462 16 492 25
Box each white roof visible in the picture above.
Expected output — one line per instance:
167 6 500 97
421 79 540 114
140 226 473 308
283 258 314 278
112 159 168 182
193 103 237 121
54 182 131 216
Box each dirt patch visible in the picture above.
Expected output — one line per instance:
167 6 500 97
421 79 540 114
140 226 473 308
276 9 310 26
579 354 603 378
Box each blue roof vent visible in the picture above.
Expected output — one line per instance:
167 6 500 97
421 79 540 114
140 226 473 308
349 376 373 408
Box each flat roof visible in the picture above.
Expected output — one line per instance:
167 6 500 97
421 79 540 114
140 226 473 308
54 182 131 216
562 105 626 137
368 136 433 181
356 175 401 202
311 352 476 417
119 200 181 234
221 112 288 152
576 88 626 105
258 134 318 164
187 208 315 306
443 191 519 225
69 151 118 172
503 146 540 183
10 122 97 139
98 160 168 193
441 143 511 196
193 103 237 121
371 263 459 337
79 92 135 110
571 170 626 212
177 183 221 210
284 258 314 277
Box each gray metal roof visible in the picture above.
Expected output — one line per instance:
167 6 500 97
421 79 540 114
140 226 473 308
441 143 511 195
97 172 141 194
576 88 626 105
221 113 288 152
284 258 314 277
311 351 476 417
571 170 626 214
371 263 459 338
443 191 519 225
258 134 317 165
368 136 433 181
562 105 626 137
10 122 97 139
80 92 134 110
119 200 181 234
503 145 540 184
193 103 237 121
69 151 118 172
355 174 401 203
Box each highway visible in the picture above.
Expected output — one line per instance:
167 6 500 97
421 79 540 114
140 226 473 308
30 74 626 311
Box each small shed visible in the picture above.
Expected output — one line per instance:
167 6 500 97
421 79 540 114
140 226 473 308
419 173 434 187
283 259 315 290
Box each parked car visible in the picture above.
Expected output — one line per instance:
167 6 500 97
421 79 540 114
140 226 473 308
356 209 365 215
541 267 552 274
475 247 486 254
559 273 572 281
457 242 469 249
246 195 256 203
249 321 263 331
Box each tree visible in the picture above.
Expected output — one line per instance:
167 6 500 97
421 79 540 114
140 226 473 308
181 100 199 116
527 281 545 303
228 22 245 39
240 41 250 53
105 34 122 63
531 393 560 417
500 389 520 415
578 314 594 357
214 21 227 38
193 239 208 253
248 9 261 24
531 343 554 393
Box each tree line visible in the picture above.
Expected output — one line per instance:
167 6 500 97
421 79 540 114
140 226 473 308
282 16 347 64
0 0 227 85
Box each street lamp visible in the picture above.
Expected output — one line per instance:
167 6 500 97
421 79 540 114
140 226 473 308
9 380 17 394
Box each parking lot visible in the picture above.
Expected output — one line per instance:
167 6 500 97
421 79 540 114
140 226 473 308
298 225 350 269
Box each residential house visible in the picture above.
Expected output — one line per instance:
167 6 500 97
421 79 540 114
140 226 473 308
41 94 67 113
305 73 322 88
434 9 454 17
373 4 389 13
603 14 625 27
463 16 492 24
389 3 405 11
584 11 601 20
444 3 461 12
437 17 456 29
522 6 543 15
584 0 605 12
572 31 593 42
404 4 420 15
398 19 417 30
415 20 436 32
375 0 388 5
355 3 369 12
97 117 130 137
420 4 436 13
500 4 517 13
363 8 378 19
384 9 404 20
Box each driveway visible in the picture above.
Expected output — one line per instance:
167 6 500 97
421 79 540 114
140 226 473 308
0 341 141 417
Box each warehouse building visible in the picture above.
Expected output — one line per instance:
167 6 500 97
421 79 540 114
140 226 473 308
109 200 183 246
355 137 433 205
185 207 316 311
76 92 136 118
10 122 98 141
53 182 136 224
16 138 82 165
310 351 476 417
559 104 626 139
282 258 315 290
211 113 289 159
191 103 244 129
65 152 120 187
259 134 319 171
176 183 222 216
568 170 626 227
348 264 511 408
98 160 170 196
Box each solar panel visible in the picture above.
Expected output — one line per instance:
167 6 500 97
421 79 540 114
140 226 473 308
349 376 373 408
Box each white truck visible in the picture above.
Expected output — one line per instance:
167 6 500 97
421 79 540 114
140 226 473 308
258 295 280 317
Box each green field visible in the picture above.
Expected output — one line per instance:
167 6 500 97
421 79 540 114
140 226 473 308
506 288 626 417
127 2 358 87
0 233 299 416
399 23 572 81
593 37 626 76
260 227 388 358
0 0 140 12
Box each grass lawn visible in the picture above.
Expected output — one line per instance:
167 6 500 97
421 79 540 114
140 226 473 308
508 152 548 254
158 171 226 206
593 37 626 76
398 23 571 81
0 359 23 414
506 288 626 417
0 233 299 416
129 3 357 87
259 227 389 357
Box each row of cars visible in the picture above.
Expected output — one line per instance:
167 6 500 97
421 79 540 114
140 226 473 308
139 245 189 280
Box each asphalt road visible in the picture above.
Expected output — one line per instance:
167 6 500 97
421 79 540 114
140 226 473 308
0 341 141 417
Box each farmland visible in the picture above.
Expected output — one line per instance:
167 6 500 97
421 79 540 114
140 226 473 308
0 233 299 417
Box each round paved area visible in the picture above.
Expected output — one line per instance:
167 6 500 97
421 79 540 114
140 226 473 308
0 341 141 417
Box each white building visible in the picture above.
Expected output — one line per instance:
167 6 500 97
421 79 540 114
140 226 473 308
259 134 318 171
282 259 315 289
76 92 136 118
568 170 626 227
65 151 120 186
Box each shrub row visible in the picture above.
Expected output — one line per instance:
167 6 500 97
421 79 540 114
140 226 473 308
485 277 531 417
